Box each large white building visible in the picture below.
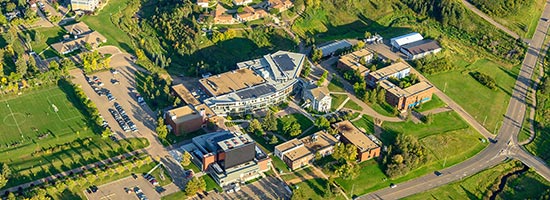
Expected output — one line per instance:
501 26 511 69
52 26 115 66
199 51 306 116
303 86 332 112
71 0 100 12
390 32 423 50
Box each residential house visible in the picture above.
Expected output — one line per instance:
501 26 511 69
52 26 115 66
400 39 442 60
337 48 374 76
366 61 410 87
213 5 236 24
303 86 332 112
233 0 253 6
274 131 339 170
267 0 293 12
197 0 209 8
332 121 381 162
390 32 423 50
236 6 268 22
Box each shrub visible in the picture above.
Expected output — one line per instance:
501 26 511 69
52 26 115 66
469 71 497 90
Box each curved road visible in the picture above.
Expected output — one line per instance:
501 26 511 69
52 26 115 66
361 1 550 199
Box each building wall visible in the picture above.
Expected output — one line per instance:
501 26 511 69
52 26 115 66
202 154 216 171
284 154 314 171
315 96 332 112
385 85 434 110
71 0 99 11
164 113 204 136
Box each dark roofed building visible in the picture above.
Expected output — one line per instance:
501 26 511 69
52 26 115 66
400 39 442 60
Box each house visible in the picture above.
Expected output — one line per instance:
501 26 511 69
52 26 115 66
50 31 107 55
165 105 206 135
303 86 332 112
337 48 374 76
236 7 268 22
400 39 442 60
190 131 271 186
390 32 423 50
366 61 410 87
71 0 100 12
275 131 339 170
213 5 236 24
197 0 209 8
233 0 253 6
332 121 381 163
63 22 92 36
317 40 353 57
267 0 293 12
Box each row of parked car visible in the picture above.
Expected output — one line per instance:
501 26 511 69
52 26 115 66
143 173 159 186
133 186 149 200
109 102 138 132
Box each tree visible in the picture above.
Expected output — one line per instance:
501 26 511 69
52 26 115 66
156 116 169 139
422 113 434 124
364 31 372 39
353 41 365 51
101 129 112 138
262 110 278 131
181 151 192 166
185 177 206 195
315 117 330 129
16 56 27 76
247 119 262 133
288 122 301 137
269 135 278 144
311 47 323 63
48 60 60 71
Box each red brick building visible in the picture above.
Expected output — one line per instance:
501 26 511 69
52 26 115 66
333 121 381 163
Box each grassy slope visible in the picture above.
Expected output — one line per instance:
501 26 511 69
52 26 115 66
81 0 135 53
426 59 520 133
382 112 469 139
278 113 314 134
24 26 66 58
292 178 346 200
414 94 446 112
343 99 363 111
330 94 348 111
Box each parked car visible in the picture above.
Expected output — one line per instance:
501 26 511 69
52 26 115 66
390 183 396 188
111 69 119 74
111 79 120 85
434 171 442 176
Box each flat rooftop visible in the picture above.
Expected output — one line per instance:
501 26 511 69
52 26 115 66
301 131 338 151
401 40 442 55
199 68 265 97
172 84 201 106
275 139 303 153
318 40 353 57
333 121 379 152
369 62 410 80
379 80 434 98
276 131 338 161
217 134 254 151
338 49 373 74
166 105 202 124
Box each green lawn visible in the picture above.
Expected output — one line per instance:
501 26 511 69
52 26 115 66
80 0 135 53
292 178 346 200
281 166 314 181
278 113 314 135
328 78 346 92
330 94 348 111
24 26 66 58
271 155 290 173
352 115 374 134
413 94 446 113
335 128 487 197
162 191 186 200
404 160 550 200
343 99 363 111
426 59 520 133
0 85 149 188
204 174 223 192
382 111 469 139
368 101 396 117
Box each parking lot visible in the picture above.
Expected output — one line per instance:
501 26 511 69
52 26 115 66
70 65 157 139
84 176 161 200
189 177 292 200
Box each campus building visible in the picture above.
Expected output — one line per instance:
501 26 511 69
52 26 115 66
267 0 294 12
236 6 268 22
390 32 423 50
200 51 306 116
333 121 381 163
302 86 332 113
190 131 271 187
379 80 434 110
366 61 411 87
274 131 339 170
317 40 353 57
197 0 209 8
51 31 106 55
337 48 374 76
70 0 100 12
400 39 442 60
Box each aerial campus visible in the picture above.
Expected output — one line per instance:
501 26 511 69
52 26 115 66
0 0 550 200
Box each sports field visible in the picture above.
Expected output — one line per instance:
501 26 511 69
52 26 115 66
0 86 91 149
0 85 149 188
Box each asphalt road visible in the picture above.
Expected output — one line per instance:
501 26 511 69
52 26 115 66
360 1 550 199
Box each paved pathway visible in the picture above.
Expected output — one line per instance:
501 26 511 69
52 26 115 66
460 0 521 39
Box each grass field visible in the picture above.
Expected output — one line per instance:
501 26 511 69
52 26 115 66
414 94 446 113
278 113 314 136
0 85 149 188
292 178 346 200
81 0 135 53
23 26 65 58
334 111 487 197
148 165 173 187
368 101 396 117
328 78 346 92
426 59 520 133
330 94 348 111
404 160 550 200
343 99 363 111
